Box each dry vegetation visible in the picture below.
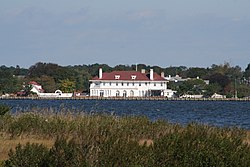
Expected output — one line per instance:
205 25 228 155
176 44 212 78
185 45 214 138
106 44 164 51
0 105 250 166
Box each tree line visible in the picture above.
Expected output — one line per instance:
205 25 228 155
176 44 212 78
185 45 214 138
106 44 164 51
0 62 250 97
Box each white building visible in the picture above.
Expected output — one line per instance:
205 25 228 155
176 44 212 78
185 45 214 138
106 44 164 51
90 68 174 98
211 93 226 99
29 81 72 98
29 81 44 94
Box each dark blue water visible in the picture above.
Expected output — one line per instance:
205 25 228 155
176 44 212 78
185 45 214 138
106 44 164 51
1 99 250 129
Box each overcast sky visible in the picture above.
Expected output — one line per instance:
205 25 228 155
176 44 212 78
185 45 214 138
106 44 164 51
0 0 250 69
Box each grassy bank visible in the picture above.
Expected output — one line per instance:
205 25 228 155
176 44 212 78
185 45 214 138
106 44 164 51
0 109 250 166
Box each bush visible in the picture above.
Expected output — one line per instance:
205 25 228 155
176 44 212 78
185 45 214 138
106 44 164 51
153 124 250 167
4 138 88 167
46 138 88 167
2 114 250 166
4 143 49 167
0 104 10 116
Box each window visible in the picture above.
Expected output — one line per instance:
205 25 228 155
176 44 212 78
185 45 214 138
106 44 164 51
121 82 124 86
116 91 120 97
131 75 136 80
127 83 129 86
123 91 127 97
145 82 147 86
154 83 156 86
161 82 163 86
109 82 112 86
100 91 104 97
132 83 135 86
115 75 120 79
139 83 141 86
116 82 118 86
130 90 134 97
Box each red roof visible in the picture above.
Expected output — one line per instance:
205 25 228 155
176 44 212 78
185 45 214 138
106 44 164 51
29 81 40 86
91 71 166 81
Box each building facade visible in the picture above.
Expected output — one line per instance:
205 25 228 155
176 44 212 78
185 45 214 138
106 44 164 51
89 68 172 97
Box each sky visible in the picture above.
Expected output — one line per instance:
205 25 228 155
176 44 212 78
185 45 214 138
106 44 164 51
0 0 250 69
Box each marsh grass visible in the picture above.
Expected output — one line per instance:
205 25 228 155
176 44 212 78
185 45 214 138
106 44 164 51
0 109 250 166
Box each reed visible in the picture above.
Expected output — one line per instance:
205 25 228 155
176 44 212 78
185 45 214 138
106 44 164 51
0 107 250 166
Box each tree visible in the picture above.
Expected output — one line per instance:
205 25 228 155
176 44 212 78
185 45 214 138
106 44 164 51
237 84 250 98
59 79 76 93
178 79 206 95
0 67 23 94
244 63 250 85
209 73 231 94
186 67 209 79
204 83 221 97
36 75 57 93
210 63 243 79
113 64 132 71
164 66 187 77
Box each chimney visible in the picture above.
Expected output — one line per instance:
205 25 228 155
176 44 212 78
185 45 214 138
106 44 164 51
161 72 165 78
150 69 154 80
141 69 145 73
99 68 102 79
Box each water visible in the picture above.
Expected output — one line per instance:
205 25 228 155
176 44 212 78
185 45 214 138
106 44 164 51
1 99 250 129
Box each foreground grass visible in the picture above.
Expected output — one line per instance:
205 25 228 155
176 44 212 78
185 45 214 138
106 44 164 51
0 111 250 166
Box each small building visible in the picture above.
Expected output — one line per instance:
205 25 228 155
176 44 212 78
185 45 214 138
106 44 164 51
29 81 44 94
165 75 209 84
180 94 203 99
38 90 73 98
211 93 226 99
165 75 188 82
29 81 72 98
89 68 173 98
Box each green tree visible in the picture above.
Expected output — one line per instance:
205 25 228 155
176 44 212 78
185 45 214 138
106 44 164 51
209 73 231 94
36 75 57 93
0 67 23 94
204 83 221 97
164 66 187 78
59 79 76 93
244 63 250 85
210 63 243 80
186 67 209 79
178 79 206 95
237 84 250 98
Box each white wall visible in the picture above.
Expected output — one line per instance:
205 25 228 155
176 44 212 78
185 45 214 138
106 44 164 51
90 81 168 97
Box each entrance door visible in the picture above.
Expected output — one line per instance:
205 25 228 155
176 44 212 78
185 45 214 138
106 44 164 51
100 91 104 97
123 91 127 97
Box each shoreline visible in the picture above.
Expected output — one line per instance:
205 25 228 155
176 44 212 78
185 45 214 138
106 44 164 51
0 96 250 101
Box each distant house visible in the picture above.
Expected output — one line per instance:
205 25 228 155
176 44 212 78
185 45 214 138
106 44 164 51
165 75 188 82
211 93 226 99
165 75 209 84
180 94 203 99
29 81 44 94
29 81 72 98
89 68 175 98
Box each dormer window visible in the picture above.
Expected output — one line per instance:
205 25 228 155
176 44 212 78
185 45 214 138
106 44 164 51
115 75 120 80
131 75 136 80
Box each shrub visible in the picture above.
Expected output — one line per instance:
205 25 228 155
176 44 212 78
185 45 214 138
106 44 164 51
4 143 49 167
0 104 10 116
2 114 250 166
46 137 88 167
153 124 250 167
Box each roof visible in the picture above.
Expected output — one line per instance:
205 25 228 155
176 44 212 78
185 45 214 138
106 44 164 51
29 81 40 86
91 71 166 81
